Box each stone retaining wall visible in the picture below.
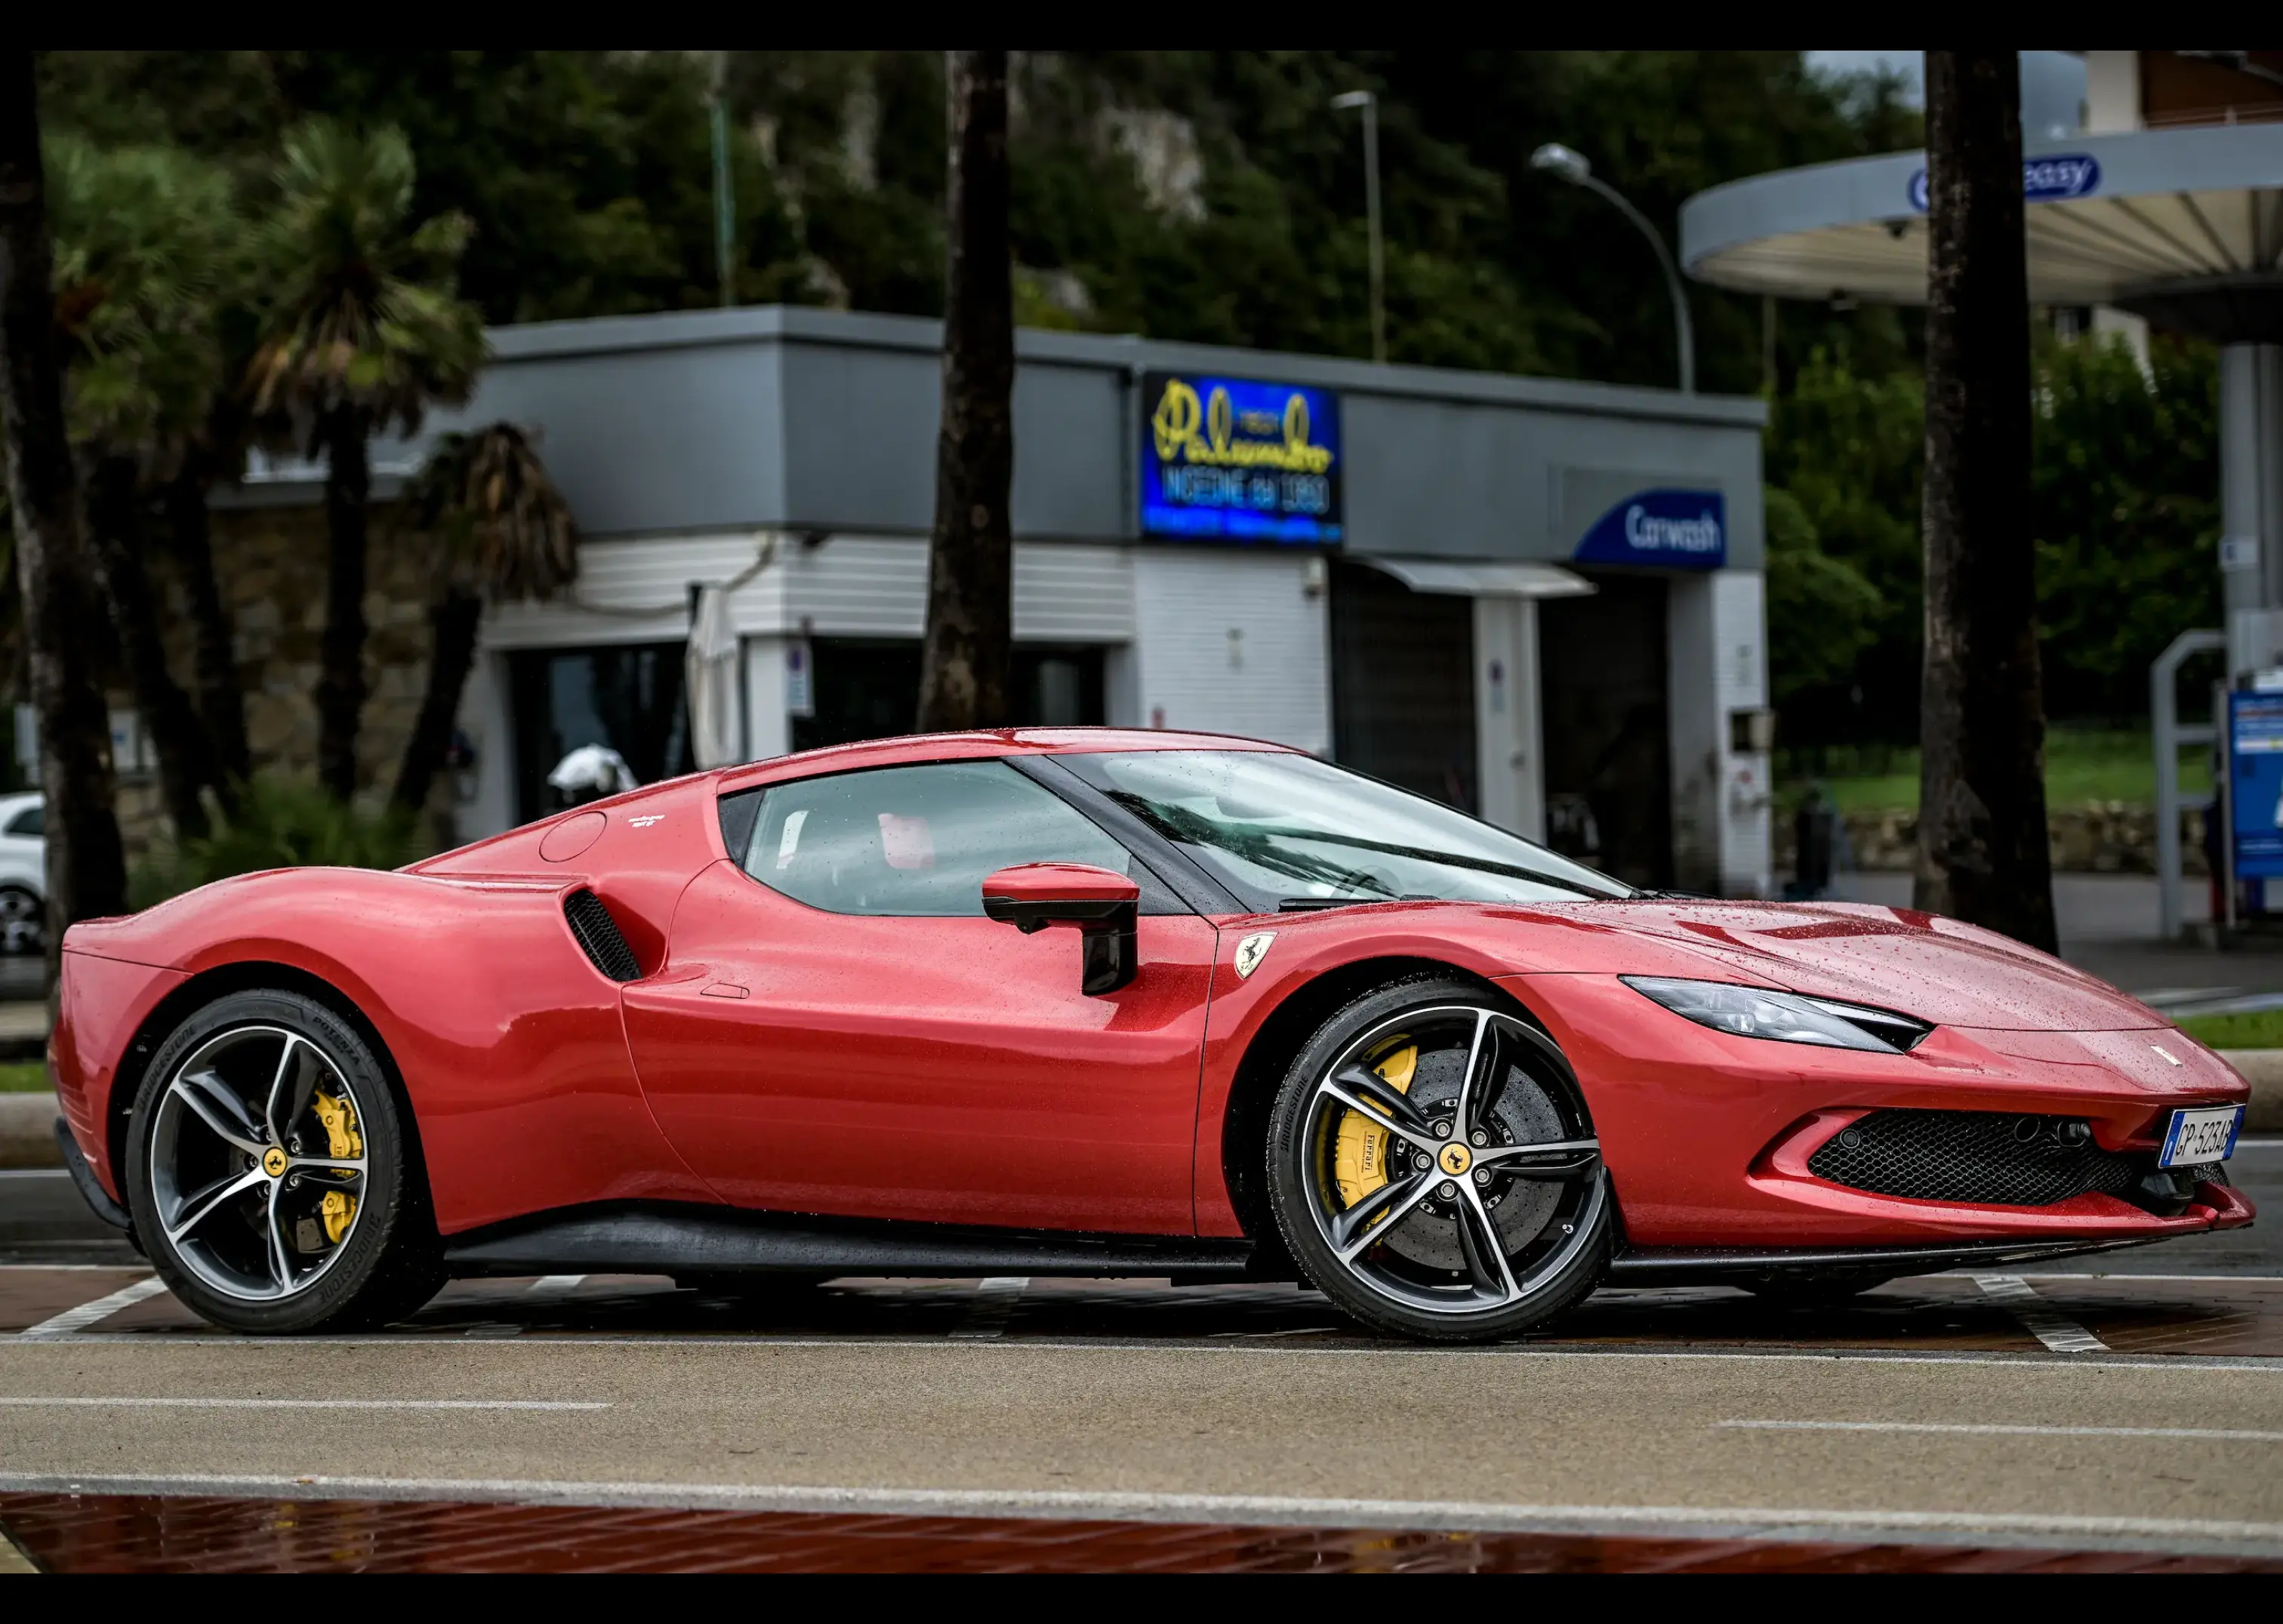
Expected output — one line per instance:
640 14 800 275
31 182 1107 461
1778 802 2211 877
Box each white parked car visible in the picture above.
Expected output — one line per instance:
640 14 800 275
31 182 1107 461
0 792 45 954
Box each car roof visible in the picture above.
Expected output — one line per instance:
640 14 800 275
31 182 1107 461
713 726 1302 795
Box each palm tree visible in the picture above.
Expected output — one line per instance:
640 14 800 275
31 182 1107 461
45 136 242 837
391 422 577 816
917 50 1014 732
248 121 485 802
1913 52 2057 951
0 50 127 975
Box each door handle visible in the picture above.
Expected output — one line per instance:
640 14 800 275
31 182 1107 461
701 982 750 1000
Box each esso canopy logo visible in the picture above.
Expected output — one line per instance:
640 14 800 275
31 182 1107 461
1906 154 2099 213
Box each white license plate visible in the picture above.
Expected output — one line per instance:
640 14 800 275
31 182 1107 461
2159 1105 2245 1168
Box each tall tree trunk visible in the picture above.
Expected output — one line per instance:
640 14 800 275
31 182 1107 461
165 460 248 787
917 49 1013 732
1912 51 2057 952
0 50 126 981
82 455 213 840
316 407 370 801
391 585 479 816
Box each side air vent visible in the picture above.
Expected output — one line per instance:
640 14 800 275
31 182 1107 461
563 889 641 982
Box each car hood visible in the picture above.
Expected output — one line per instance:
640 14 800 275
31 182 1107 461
1501 898 2167 1033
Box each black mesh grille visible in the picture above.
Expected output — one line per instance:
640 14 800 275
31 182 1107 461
563 889 640 982
1807 1109 2141 1206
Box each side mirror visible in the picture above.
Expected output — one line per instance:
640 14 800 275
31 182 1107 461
981 863 1140 996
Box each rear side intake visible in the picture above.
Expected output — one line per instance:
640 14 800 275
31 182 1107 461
563 889 641 981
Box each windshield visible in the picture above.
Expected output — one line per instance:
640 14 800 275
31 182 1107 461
1056 750 1632 910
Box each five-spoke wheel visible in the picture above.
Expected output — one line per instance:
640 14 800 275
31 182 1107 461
126 989 439 1333
1270 978 1610 1340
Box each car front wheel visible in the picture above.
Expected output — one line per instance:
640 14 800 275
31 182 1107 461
125 989 439 1334
1268 977 1610 1342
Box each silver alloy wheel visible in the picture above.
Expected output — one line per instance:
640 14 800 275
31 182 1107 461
1300 1005 1604 1317
146 1023 370 1302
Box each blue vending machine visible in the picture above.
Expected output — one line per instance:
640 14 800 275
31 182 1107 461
2226 689 2283 925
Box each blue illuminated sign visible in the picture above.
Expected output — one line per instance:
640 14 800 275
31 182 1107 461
2230 691 2283 879
1140 372 1342 544
1572 488 1726 570
1907 153 2100 212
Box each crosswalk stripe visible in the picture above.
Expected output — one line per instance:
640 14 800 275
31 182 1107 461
17 1276 171 1342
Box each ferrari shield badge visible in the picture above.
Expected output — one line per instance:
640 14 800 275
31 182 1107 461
1234 932 1276 980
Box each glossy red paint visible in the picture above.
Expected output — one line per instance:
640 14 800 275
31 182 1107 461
624 861 1212 1231
981 862 1142 911
51 729 2257 1263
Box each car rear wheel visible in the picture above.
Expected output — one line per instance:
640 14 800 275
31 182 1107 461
125 989 439 1334
0 885 42 956
1268 977 1610 1342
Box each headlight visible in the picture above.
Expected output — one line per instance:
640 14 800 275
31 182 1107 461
1622 976 1931 1053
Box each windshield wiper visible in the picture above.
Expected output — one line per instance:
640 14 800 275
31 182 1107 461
1230 823 1625 901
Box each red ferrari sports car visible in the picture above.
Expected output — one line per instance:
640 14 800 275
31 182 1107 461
50 728 2253 1341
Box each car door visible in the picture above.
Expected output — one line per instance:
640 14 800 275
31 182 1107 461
622 758 1218 1234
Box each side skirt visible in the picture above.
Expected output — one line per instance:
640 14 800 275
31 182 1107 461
442 1201 1256 1281
1607 1234 2163 1289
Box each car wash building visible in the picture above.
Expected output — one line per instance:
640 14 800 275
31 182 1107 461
430 307 1771 895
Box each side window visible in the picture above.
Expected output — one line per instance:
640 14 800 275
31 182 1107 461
5 805 41 838
742 761 1140 917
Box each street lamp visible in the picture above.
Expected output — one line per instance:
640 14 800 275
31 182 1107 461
1530 142 1695 393
1331 89 1386 363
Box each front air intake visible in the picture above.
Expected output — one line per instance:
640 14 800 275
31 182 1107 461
563 889 641 982
1807 1109 2139 1206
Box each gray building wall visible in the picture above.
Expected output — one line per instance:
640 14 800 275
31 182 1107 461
441 306 1767 565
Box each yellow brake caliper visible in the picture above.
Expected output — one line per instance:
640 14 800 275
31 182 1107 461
1333 1041 1416 1222
311 1089 363 1245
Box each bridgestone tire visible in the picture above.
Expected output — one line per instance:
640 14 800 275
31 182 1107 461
125 989 439 1335
1267 975 1611 1343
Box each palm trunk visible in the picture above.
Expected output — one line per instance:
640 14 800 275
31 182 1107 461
0 50 126 979
391 585 480 816
165 461 248 788
917 48 1013 732
316 407 370 801
1912 51 2057 952
83 454 213 840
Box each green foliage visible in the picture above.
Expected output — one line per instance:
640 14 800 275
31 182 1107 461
43 136 245 468
130 775 424 909
248 120 486 440
1764 349 1927 741
0 1062 51 1094
2032 334 2220 717
1764 487 1883 704
2176 1009 2283 1051
402 423 579 602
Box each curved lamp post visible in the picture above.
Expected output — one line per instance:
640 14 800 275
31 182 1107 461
1531 142 1695 393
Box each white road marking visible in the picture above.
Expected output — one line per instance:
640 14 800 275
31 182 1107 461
17 1276 169 1342
0 1169 68 1179
948 1277 1028 1340
524 1276 587 1297
11 1331 2283 1373
1718 1419 2283 1443
1973 1274 2109 1353
1 1470 2278 1555
0 1397 606 1411
2013 1274 2283 1283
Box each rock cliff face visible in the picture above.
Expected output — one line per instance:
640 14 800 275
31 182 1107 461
1778 802 2211 877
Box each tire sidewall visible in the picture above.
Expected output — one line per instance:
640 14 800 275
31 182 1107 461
1267 975 1611 1342
126 989 409 1334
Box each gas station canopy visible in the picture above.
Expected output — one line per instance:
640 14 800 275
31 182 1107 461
1681 125 2283 341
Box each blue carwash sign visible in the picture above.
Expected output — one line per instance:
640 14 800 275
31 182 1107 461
2230 690 2283 879
1572 488 1726 569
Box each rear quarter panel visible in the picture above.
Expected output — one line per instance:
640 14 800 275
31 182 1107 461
62 796 726 1232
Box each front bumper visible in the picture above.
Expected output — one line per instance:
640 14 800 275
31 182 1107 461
1504 972 2257 1250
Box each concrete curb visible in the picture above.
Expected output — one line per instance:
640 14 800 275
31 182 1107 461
0 1090 58 1169
2219 1051 2283 1132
